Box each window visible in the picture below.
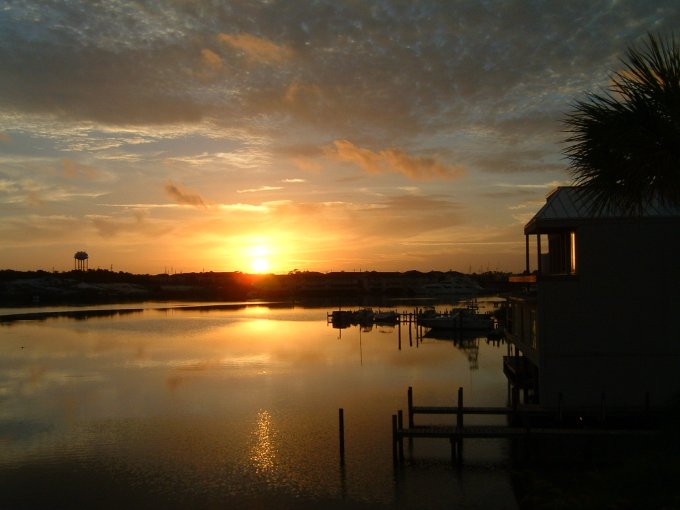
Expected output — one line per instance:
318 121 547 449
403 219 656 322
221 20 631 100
546 231 577 275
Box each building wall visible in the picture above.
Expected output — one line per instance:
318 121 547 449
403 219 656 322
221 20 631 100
508 296 538 365
537 219 680 407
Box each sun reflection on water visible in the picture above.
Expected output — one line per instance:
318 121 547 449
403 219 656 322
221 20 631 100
250 409 277 475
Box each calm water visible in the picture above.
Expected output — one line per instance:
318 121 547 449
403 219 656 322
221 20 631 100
0 300 518 509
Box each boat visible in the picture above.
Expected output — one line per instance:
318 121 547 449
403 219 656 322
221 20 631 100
418 311 461 329
328 308 401 329
373 310 400 323
329 310 354 329
457 299 496 330
353 308 374 325
418 300 496 331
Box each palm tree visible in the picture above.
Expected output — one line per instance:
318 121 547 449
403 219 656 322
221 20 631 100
563 33 680 215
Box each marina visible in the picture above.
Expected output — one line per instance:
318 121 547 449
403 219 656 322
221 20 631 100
327 300 499 333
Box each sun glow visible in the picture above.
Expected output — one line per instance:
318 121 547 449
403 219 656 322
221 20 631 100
221 233 297 274
251 257 269 273
249 245 271 273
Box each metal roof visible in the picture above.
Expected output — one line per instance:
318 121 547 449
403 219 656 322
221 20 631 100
524 187 680 234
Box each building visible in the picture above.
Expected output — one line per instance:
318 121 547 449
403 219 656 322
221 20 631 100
506 187 680 408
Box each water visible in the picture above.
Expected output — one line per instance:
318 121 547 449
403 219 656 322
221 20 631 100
0 300 518 509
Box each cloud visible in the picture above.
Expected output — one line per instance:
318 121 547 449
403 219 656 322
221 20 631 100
217 203 270 213
236 186 283 194
292 157 322 173
200 48 223 72
164 181 208 208
0 39 205 125
2 1 680 273
90 210 171 238
60 158 100 179
217 33 292 63
472 151 564 174
265 193 465 239
327 140 465 180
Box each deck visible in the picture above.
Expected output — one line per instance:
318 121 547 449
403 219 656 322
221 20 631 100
392 386 659 464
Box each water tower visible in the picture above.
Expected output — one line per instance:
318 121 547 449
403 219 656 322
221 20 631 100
74 251 89 271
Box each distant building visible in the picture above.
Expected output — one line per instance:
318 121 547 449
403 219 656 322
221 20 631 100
74 251 89 271
506 187 680 408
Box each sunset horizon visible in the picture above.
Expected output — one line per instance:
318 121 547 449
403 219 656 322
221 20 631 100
2 2 678 275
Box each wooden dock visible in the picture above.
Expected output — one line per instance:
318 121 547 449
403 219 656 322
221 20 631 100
392 386 659 464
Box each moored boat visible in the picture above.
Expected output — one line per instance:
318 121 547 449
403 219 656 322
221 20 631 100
418 300 496 331
373 310 400 323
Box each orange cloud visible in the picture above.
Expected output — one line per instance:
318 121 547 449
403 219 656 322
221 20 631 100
201 48 223 71
164 181 208 208
217 33 292 63
292 157 321 173
327 140 465 180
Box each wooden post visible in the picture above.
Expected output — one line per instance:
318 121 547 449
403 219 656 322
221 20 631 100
408 313 413 347
397 316 402 351
511 385 519 426
457 387 464 429
338 408 345 465
407 387 414 427
525 234 530 273
397 410 404 462
391 414 398 464
456 387 464 463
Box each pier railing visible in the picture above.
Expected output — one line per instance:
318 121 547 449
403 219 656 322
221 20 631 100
392 386 660 465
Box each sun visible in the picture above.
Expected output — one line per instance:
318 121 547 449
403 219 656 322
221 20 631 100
249 245 271 273
251 257 270 273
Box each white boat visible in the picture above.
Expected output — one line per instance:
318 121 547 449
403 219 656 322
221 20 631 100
457 299 496 330
458 310 495 330
418 301 495 331
418 311 461 329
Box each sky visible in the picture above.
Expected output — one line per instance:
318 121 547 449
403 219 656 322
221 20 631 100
1 1 678 275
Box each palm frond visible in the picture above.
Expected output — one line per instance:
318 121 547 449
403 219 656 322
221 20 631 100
563 33 680 215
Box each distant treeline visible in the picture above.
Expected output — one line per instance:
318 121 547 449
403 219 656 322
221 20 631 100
0 269 514 307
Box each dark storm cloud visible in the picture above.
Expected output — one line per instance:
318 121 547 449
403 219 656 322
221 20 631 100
2 0 679 141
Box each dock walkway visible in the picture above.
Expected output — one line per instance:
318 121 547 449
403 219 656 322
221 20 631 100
392 387 659 464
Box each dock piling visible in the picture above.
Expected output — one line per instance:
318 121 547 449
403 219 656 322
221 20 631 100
339 408 345 465
391 414 399 464
394 386 659 466
397 410 404 461
456 387 464 463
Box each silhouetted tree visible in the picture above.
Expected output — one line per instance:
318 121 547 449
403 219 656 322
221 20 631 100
564 33 680 215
